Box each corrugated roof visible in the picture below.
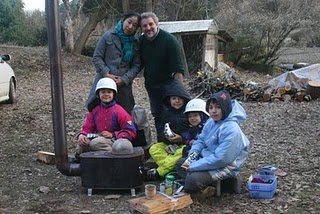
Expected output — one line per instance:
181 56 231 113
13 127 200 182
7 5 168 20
159 19 219 34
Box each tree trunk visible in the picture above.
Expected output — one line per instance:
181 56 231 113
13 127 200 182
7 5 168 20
145 0 153 11
73 9 107 54
122 0 130 13
62 0 74 52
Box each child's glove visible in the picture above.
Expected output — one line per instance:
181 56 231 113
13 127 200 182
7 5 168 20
164 123 175 138
181 151 199 169
165 144 179 154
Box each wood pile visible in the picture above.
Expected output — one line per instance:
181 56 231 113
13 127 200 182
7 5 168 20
129 193 193 214
188 68 320 102
188 68 265 101
262 80 320 102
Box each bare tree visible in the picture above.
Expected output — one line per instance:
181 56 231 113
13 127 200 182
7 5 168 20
215 0 320 65
153 0 215 21
122 0 130 13
73 7 107 54
145 0 153 11
61 0 85 52
62 0 121 54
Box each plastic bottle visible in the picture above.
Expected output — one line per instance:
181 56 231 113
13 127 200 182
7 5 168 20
165 174 175 196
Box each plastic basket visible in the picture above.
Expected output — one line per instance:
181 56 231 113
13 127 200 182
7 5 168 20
247 174 277 199
259 165 277 175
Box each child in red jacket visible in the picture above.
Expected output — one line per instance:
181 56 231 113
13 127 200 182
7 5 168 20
77 78 136 154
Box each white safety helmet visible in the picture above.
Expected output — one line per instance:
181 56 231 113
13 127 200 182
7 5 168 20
111 138 134 155
95 77 117 94
184 98 209 116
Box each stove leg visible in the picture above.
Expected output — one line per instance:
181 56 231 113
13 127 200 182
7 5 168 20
130 188 136 197
88 188 92 196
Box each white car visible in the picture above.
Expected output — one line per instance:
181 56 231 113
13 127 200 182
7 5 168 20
0 54 16 104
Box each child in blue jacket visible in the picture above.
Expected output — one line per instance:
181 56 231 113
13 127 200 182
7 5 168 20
178 90 250 195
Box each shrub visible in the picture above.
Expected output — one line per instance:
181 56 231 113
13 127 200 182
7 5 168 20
81 45 95 57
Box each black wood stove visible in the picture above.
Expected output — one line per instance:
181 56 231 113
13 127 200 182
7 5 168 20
80 147 144 195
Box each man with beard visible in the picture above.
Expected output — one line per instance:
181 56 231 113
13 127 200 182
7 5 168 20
139 12 186 141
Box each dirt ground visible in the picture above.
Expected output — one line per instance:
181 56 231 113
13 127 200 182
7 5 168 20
0 45 319 214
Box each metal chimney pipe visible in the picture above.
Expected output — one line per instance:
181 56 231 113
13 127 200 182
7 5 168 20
46 0 80 176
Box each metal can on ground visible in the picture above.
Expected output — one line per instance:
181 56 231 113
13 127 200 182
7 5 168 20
159 182 166 193
165 174 175 196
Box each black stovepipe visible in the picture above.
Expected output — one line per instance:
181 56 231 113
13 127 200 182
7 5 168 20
46 0 80 176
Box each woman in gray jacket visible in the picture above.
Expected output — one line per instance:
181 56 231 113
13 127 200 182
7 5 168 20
86 12 141 113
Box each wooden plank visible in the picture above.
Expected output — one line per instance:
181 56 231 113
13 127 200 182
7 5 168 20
36 151 55 164
129 193 192 214
203 34 218 69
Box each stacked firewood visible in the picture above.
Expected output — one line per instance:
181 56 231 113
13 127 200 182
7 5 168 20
263 80 320 102
188 68 265 101
188 68 320 102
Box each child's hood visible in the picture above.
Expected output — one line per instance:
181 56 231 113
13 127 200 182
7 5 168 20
225 100 247 124
207 90 232 120
162 79 191 109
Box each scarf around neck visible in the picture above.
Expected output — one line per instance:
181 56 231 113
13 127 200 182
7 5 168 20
114 20 136 62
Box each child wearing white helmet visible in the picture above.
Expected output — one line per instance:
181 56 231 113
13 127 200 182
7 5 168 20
181 98 209 157
76 77 136 156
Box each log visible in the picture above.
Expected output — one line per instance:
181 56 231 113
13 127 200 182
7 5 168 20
272 98 281 103
295 91 305 102
273 93 281 99
243 87 253 95
277 87 286 95
304 94 312 102
263 87 274 102
235 81 241 87
281 94 292 102
286 87 297 95
36 151 79 164
284 82 292 92
36 151 55 164
305 80 320 99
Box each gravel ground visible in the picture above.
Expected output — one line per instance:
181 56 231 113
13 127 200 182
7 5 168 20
0 45 319 213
